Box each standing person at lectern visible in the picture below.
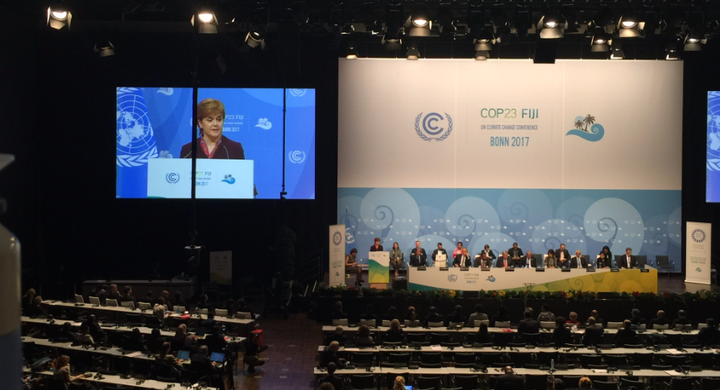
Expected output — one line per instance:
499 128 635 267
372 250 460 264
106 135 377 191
370 237 383 252
508 242 523 261
495 251 511 268
482 244 496 261
389 242 404 277
409 241 427 267
432 243 449 266
618 247 638 269
180 98 245 160
555 243 570 264
453 248 471 268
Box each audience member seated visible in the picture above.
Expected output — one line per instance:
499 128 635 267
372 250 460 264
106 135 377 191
566 312 581 326
582 317 604 346
326 326 347 346
139 290 155 304
475 323 492 344
27 296 45 318
91 283 108 303
153 297 167 323
615 320 638 346
319 341 345 368
360 304 378 326
243 331 266 374
124 328 147 351
467 304 489 326
319 383 334 390
537 305 556 323
172 324 197 352
355 325 374 347
588 310 604 327
190 345 216 379
551 378 566 390
385 319 405 343
384 306 401 322
446 305 465 325
491 305 510 327
146 328 165 354
630 308 646 326
56 322 76 343
424 306 444 326
650 310 670 328
161 290 173 312
698 318 719 347
672 310 692 328
331 301 348 320
392 376 406 390
495 366 524 390
196 294 210 310
120 286 136 305
200 310 218 331
76 324 95 345
205 326 228 353
105 284 121 303
578 376 593 389
518 310 539 334
552 317 571 347
52 355 87 386
21 288 36 316
233 298 255 319
154 342 181 379
319 362 344 390
406 306 418 324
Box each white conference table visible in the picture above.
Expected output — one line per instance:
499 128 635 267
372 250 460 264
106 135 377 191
318 344 716 356
320 325 700 336
26 369 218 390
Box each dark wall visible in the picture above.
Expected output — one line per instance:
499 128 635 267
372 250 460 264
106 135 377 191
3 5 720 298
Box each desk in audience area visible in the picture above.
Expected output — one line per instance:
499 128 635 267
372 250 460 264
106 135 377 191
409 266 658 293
81 277 197 299
26 369 219 390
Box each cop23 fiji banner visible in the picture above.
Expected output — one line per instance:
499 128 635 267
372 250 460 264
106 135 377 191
686 222 711 284
338 59 682 271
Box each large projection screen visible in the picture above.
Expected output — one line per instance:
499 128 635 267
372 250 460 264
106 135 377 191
338 59 682 272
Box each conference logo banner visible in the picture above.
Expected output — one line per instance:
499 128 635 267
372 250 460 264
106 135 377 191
566 114 605 142
329 225 346 286
686 221 711 285
415 112 454 141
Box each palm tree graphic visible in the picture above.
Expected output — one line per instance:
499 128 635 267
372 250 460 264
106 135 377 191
583 114 596 132
574 119 584 130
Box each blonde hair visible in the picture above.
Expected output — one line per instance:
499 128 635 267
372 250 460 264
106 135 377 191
393 376 406 390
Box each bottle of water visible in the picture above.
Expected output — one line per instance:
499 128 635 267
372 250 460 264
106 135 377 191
0 154 21 390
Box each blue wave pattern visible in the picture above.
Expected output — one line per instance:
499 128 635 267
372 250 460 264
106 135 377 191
338 188 681 272
566 123 605 142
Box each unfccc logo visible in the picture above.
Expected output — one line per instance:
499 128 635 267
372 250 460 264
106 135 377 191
415 112 454 141
165 172 180 183
288 150 306 164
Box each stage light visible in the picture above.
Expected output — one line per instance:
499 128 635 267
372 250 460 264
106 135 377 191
191 8 218 34
408 4 431 37
474 50 489 61
382 33 403 51
591 29 611 53
684 30 705 52
406 45 420 60
617 14 644 38
47 6 72 30
610 40 624 59
94 41 115 57
345 43 359 59
538 13 567 39
474 27 495 51
244 30 265 50
665 41 680 60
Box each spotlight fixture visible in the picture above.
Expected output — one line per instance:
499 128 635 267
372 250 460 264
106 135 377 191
474 27 496 51
382 32 403 51
591 29 611 53
47 5 72 30
345 42 359 59
538 13 567 39
191 9 218 34
684 30 705 52
474 50 489 61
617 13 644 38
406 44 420 60
408 3 431 37
94 41 115 57
665 41 679 60
244 29 265 50
610 39 624 59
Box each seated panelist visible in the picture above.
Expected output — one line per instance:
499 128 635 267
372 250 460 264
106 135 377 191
409 241 427 267
571 250 586 268
453 248 471 268
474 252 492 268
495 251 511 268
508 242 524 261
545 250 557 268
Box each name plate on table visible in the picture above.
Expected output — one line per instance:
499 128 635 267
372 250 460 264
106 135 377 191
505 267 514 272
611 268 620 272
562 268 571 272
586 268 596 273
460 267 469 271
417 266 426 271
439 267 449 271
536 268 545 272
640 269 650 273
480 267 490 271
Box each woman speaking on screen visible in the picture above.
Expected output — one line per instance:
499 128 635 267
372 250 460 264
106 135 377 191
180 98 245 159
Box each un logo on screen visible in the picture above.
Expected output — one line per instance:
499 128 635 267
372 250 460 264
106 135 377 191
117 87 158 167
415 112 454 142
